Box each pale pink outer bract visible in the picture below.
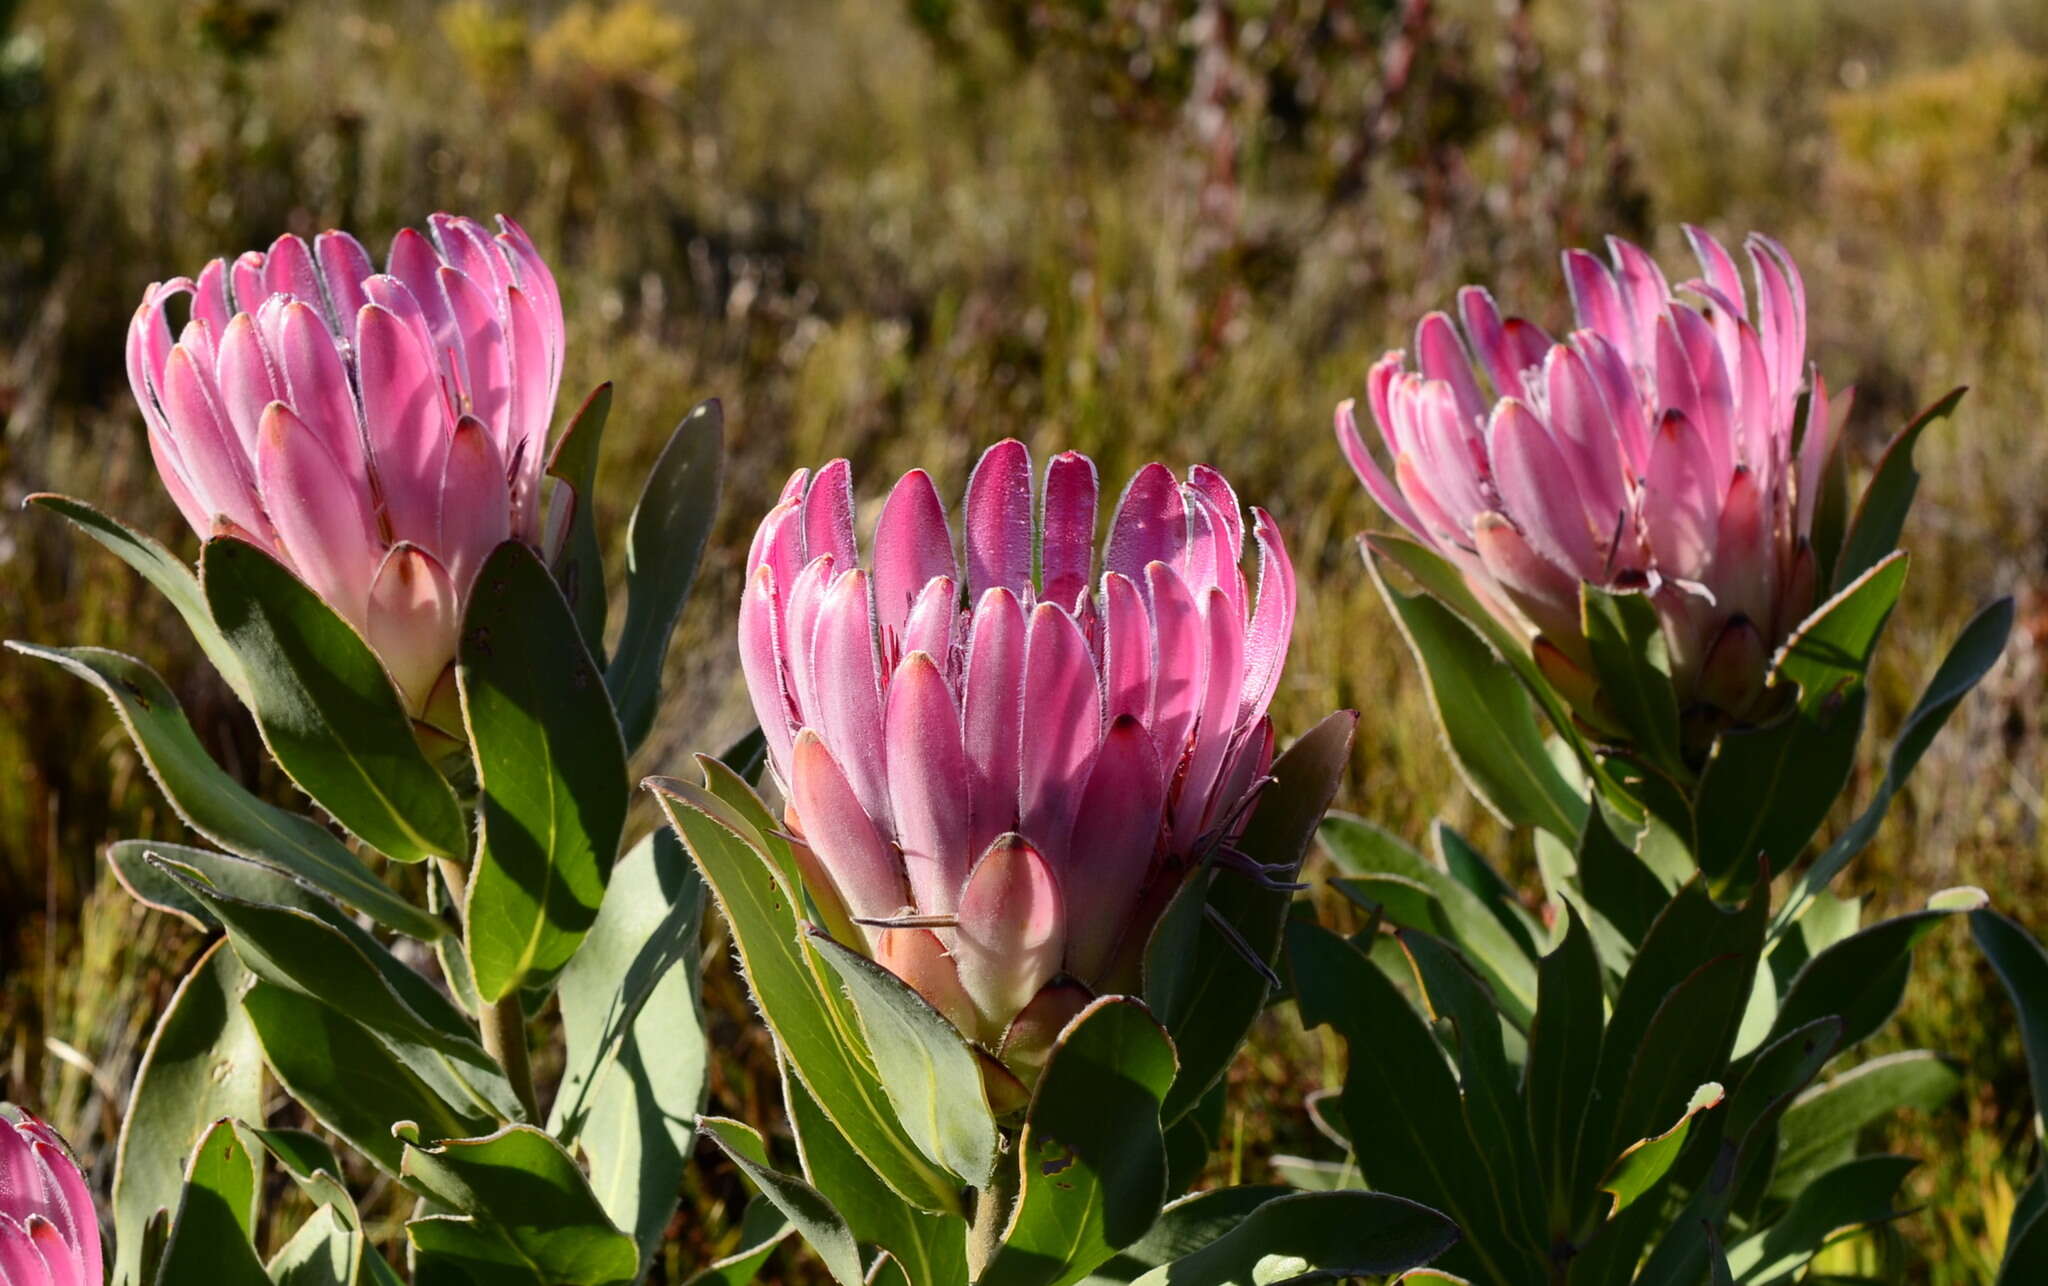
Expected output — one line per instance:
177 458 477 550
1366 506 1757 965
0 1112 101 1286
1338 225 1844 730
125 213 565 718
739 442 1296 1071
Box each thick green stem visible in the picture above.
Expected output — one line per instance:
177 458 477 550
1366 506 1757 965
438 853 540 1122
434 857 469 919
483 990 541 1122
967 1137 1020 1279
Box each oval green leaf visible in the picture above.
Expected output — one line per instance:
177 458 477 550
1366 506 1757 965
648 770 962 1215
200 537 466 861
700 1116 866 1286
607 398 723 751
807 928 998 1189
983 996 1178 1286
459 540 630 1001
110 942 264 1286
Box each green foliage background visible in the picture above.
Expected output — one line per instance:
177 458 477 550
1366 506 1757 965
1 0 2045 1278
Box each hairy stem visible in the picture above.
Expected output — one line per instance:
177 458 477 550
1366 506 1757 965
434 856 469 920
438 853 540 1122
483 990 541 1123
967 1135 1020 1279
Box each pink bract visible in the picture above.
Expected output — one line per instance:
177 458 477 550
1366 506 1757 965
739 442 1296 1073
1339 225 1843 736
0 1111 101 1286
125 213 564 719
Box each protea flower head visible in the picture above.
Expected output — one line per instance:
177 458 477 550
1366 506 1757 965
0 1110 101 1286
125 213 564 725
1339 226 1842 750
740 441 1296 1081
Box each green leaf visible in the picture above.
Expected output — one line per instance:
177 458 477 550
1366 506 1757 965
1435 822 1545 961
1778 596 2013 931
241 981 497 1176
1973 909 2048 1135
1127 1190 1460 1286
113 840 391 942
1575 805 1672 950
152 855 520 1122
400 1124 639 1285
1768 890 1983 1050
544 383 616 660
1530 830 1636 982
649 769 961 1214
1319 813 1537 1028
26 492 249 696
111 942 264 1286
1286 917 1538 1283
1598 1082 1723 1218
6 643 442 938
607 399 723 751
807 928 998 1188
699 1116 866 1286
1366 545 1586 838
1776 553 1911 713
1833 387 1964 592
1580 584 1688 782
983 997 1178 1286
1770 1050 1960 1201
157 1118 268 1286
201 537 467 862
681 1198 794 1286
1401 930 1544 1248
1576 879 1766 1210
551 827 706 1140
1693 554 1909 887
460 540 630 1001
1724 1018 1849 1229
105 838 227 932
1524 910 1603 1214
267 1205 357 1286
719 725 770 787
782 1056 970 1286
1079 1187 1290 1285
267 1205 356 1286
1147 710 1355 1122
554 829 710 1271
1723 1154 1916 1284
246 1127 360 1233
1363 533 1604 788
1999 1168 2048 1286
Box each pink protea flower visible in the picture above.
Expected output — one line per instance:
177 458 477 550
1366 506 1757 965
0 1111 101 1286
739 442 1296 1078
1338 226 1843 746
125 213 564 721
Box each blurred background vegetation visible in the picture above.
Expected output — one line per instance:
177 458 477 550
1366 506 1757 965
1 0 2045 1279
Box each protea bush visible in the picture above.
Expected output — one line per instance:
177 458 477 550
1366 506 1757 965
649 438 1375 1283
1339 226 1838 753
124 213 564 727
20 208 737 1280
737 440 1297 1081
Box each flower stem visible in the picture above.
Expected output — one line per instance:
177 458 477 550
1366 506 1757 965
967 1135 1020 1279
483 990 541 1123
438 853 541 1122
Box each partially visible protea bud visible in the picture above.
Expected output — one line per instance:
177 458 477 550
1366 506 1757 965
1339 225 1842 748
0 1110 101 1286
740 442 1296 1081
125 213 565 724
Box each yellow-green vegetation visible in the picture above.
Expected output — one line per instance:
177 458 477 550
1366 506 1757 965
1 0 2045 1279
